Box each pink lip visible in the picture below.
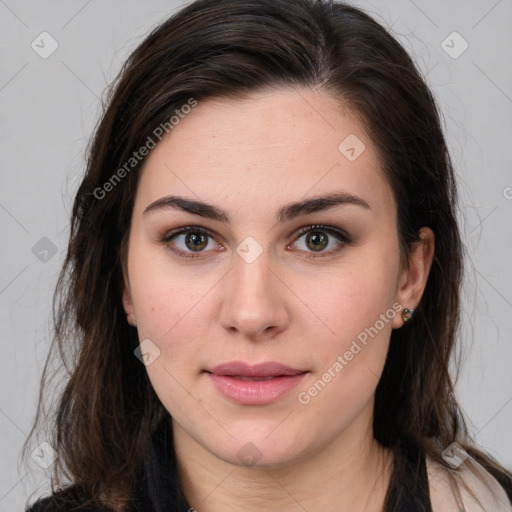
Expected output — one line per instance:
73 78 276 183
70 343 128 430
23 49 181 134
205 361 307 405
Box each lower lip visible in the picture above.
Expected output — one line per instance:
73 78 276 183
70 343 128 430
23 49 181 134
206 372 307 405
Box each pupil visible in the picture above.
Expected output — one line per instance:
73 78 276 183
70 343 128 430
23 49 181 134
307 231 327 251
186 232 207 251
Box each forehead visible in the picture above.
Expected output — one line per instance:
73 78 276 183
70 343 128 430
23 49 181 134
135 87 394 218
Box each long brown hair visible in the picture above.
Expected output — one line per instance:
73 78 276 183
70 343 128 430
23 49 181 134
23 0 512 510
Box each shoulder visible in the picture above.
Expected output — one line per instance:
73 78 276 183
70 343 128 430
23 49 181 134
427 456 512 512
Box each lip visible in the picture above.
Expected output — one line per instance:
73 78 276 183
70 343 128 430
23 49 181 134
207 361 306 378
205 361 307 405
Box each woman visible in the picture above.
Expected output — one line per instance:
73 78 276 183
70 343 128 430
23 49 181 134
24 0 512 511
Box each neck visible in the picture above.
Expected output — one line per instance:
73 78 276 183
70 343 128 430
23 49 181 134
172 407 393 512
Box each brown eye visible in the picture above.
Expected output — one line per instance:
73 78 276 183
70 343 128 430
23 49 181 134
185 231 209 251
290 224 352 258
305 231 328 251
162 227 220 259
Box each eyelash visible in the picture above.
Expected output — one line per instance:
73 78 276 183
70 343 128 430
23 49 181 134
161 224 352 260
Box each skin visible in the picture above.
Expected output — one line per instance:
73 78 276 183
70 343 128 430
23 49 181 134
122 87 435 511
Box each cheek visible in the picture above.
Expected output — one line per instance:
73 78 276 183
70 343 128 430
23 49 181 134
295 246 399 344
294 242 399 407
129 261 213 413
128 242 214 339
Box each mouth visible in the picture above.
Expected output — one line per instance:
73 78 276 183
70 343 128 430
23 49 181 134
229 375 277 381
204 361 308 405
205 360 306 378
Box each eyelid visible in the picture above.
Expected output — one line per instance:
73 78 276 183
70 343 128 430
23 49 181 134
292 224 352 244
161 225 217 243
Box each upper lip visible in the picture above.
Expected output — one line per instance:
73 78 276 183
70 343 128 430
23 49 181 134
206 361 306 377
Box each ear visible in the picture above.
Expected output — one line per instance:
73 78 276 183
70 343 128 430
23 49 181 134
392 227 435 329
121 279 136 327
119 235 137 327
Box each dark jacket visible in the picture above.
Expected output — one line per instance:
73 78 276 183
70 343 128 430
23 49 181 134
26 412 512 512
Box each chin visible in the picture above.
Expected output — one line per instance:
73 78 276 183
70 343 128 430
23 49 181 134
206 426 310 469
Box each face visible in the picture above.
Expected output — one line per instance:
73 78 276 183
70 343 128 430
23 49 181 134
122 87 432 468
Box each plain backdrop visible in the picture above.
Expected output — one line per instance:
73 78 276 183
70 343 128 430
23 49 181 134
1 0 511 510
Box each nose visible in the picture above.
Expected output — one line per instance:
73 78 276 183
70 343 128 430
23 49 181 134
219 251 290 340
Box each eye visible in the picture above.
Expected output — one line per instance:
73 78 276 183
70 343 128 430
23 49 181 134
289 224 351 258
161 224 351 260
162 226 222 259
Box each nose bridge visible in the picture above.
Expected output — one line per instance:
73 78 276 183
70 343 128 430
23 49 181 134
231 248 274 309
220 247 288 337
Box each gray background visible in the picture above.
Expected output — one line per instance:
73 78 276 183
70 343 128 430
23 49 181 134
1 0 511 509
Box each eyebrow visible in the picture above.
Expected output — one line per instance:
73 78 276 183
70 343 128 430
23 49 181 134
143 192 370 223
